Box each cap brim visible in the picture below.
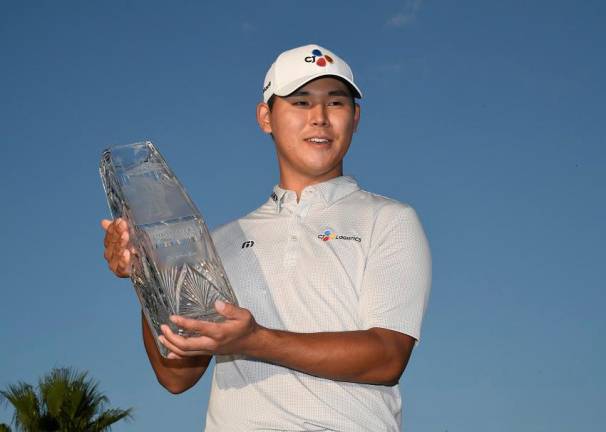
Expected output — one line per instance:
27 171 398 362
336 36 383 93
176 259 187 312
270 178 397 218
274 73 363 99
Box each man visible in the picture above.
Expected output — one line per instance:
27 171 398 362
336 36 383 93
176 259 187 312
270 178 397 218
101 44 431 431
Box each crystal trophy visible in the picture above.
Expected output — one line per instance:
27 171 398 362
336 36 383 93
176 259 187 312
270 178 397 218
99 140 238 357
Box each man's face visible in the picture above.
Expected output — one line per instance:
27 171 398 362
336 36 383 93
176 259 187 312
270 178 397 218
256 77 361 184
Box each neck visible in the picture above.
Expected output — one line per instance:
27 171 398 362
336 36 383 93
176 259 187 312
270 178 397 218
278 166 343 201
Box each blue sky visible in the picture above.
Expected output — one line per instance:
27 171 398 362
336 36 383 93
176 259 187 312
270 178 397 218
1 1 604 430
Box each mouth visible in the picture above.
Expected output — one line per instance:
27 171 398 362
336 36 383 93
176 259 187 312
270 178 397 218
305 136 332 144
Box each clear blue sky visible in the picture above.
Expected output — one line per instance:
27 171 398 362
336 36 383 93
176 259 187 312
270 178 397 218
1 1 604 430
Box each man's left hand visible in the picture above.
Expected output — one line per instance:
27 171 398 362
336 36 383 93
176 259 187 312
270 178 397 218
159 300 260 359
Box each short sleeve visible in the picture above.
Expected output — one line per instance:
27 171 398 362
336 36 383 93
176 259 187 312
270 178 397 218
359 203 432 346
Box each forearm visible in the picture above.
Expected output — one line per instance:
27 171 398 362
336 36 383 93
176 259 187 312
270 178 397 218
246 327 412 386
159 303 415 386
142 311 211 394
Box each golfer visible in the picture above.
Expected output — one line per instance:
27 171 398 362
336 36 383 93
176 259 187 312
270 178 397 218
101 44 432 431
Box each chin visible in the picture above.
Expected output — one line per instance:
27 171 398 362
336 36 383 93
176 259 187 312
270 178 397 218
300 163 341 178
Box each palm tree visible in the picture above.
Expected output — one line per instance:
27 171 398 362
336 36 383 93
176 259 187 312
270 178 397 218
0 367 133 431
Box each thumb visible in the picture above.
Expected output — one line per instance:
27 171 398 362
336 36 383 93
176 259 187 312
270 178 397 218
214 300 244 320
101 219 112 230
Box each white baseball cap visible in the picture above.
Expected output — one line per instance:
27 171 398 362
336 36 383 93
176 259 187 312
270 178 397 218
262 44 363 103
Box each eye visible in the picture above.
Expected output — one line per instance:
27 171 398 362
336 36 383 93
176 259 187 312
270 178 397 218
328 100 344 106
292 100 309 106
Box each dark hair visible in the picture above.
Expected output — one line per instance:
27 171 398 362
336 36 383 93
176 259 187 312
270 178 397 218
267 94 277 112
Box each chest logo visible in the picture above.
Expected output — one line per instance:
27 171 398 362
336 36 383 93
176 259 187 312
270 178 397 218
241 240 255 249
318 229 361 243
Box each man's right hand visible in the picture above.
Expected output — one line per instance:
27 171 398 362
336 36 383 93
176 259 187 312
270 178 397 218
101 217 210 393
101 218 135 278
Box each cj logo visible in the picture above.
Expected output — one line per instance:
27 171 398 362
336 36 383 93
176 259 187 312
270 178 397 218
319 230 337 242
241 240 255 249
304 49 334 67
318 229 362 243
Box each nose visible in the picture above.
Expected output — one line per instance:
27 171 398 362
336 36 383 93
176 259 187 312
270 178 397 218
309 103 329 127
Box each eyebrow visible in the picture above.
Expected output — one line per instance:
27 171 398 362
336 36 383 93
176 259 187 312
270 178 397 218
287 89 351 97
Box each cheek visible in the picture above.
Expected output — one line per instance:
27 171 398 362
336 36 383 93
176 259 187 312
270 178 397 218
273 113 304 135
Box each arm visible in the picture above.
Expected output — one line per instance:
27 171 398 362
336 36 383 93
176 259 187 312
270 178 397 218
159 301 415 386
142 311 212 394
249 325 414 385
101 218 211 394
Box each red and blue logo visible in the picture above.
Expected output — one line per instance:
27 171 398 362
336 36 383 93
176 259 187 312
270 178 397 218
318 229 361 243
305 49 334 67
319 229 337 242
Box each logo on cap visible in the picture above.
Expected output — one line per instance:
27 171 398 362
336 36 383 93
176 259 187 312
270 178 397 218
304 49 334 67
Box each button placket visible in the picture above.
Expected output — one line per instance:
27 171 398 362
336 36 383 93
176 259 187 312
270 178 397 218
282 189 317 268
283 216 299 268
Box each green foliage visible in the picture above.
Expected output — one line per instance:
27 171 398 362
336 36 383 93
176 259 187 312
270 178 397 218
0 367 133 432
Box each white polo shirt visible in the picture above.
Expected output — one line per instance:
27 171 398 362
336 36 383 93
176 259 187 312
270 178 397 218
205 176 431 432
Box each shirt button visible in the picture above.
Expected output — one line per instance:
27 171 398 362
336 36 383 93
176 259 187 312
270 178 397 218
291 235 297 241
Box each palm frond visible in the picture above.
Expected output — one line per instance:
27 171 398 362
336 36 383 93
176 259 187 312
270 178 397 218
2 367 133 432
0 382 42 431
88 407 134 432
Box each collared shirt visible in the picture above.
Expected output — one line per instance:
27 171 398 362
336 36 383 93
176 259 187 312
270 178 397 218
205 176 431 432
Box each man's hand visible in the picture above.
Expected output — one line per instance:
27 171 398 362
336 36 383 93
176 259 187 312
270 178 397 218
101 218 135 278
158 300 261 360
101 218 211 393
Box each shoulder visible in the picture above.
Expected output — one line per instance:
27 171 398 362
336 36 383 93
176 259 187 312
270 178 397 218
210 199 274 247
350 188 418 222
348 189 427 250
210 219 240 246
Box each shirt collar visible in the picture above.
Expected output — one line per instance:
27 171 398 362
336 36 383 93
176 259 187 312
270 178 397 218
270 176 360 213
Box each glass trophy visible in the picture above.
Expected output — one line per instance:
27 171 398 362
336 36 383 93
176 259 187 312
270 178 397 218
99 140 238 358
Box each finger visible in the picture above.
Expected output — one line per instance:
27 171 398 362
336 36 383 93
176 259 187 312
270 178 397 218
116 218 129 235
166 352 184 360
109 260 118 275
105 229 129 265
104 219 120 248
109 219 129 244
109 247 126 274
101 219 112 231
160 336 211 358
214 300 247 321
119 229 129 247
105 236 119 263
104 246 112 262
161 325 218 353
103 221 115 248
158 335 190 357
160 324 217 351
116 249 131 276
169 315 222 339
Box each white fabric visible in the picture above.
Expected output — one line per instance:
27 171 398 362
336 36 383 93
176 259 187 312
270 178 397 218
205 176 431 431
263 44 363 103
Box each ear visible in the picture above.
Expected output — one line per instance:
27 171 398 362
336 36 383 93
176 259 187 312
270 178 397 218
256 102 273 134
352 102 361 133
